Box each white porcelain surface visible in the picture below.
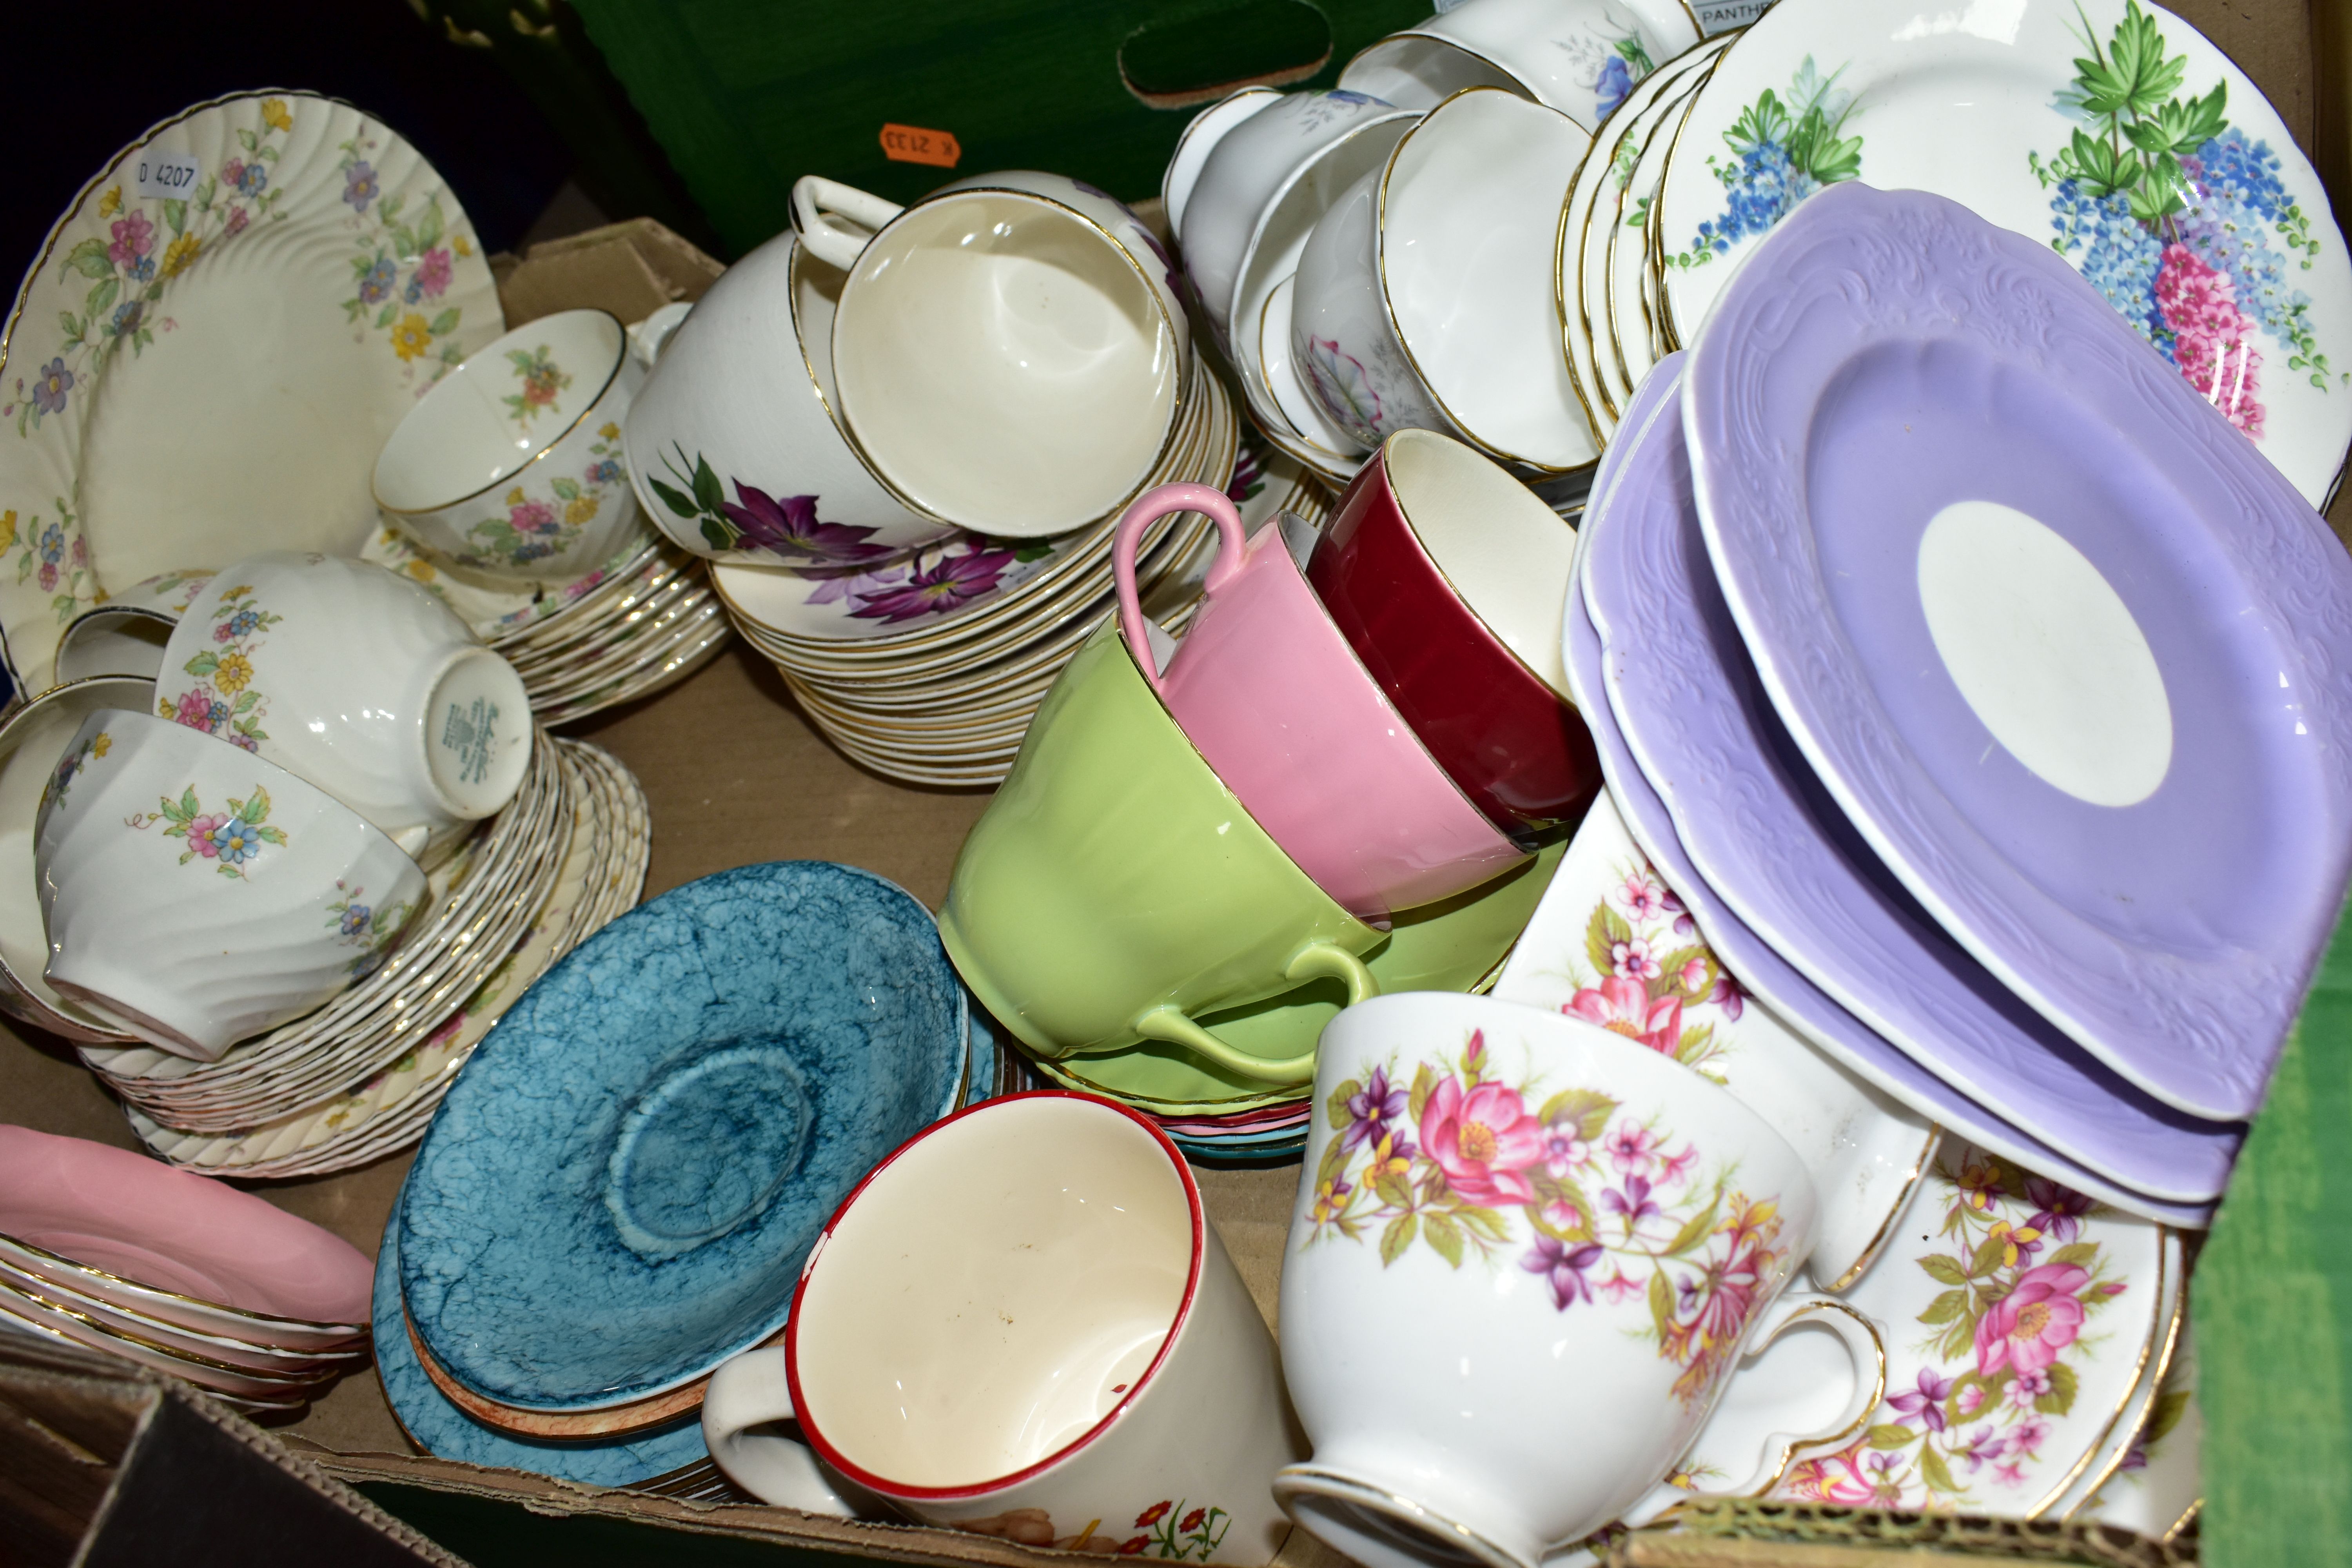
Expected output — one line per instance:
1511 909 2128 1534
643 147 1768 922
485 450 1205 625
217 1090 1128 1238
0 677 150 1044
1163 89 1283 237
1493 791 1938 1291
1275 994 1876 1568
373 309 645 583
53 607 174 684
706 1094 1303 1561
36 709 429 1058
1180 90 1406 351
152 552 530 864
1293 89 1595 472
798 173 1188 538
621 232 952 567
1343 0 1701 129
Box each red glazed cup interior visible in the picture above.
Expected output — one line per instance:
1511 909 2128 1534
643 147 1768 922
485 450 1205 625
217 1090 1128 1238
1307 429 1598 835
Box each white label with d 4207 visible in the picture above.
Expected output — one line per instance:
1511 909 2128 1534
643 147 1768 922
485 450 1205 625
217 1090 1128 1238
134 151 203 201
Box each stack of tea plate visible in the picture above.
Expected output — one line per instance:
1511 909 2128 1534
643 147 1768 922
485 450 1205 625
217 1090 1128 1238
0 1127 374 1415
715 379 1316 787
71 733 647 1178
363 524 728 726
997 839 1567 1165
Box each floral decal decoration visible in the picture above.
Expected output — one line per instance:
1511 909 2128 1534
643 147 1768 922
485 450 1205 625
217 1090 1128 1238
954 1500 1231 1559
44 728 110 812
1667 57 1862 272
326 878 413 980
1556 859 1738 1078
1777 1147 2127 1510
2026 0 2335 436
162 583 278 752
130 782 289 879
1305 1029 1789 1405
0 505 94 625
1552 8 1659 123
336 130 473 381
1300 336 1388 448
459 423 627 569
646 445 893 566
502 343 572 425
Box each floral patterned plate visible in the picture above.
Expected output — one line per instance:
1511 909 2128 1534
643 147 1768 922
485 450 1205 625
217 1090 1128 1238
1595 62 1714 416
1765 1144 2173 1520
1567 352 2221 1227
1655 0 2351 505
1491 791 1936 1293
0 92 503 691
2078 1314 2198 1539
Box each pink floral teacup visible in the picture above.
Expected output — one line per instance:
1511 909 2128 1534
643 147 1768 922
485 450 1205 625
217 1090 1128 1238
702 1093 1303 1560
1274 994 1883 1568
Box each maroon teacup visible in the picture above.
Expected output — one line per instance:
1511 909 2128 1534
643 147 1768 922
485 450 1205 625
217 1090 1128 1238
1307 430 1598 835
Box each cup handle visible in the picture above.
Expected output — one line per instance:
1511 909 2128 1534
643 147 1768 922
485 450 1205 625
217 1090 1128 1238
1624 1294 1887 1526
1113 482 1249 687
702 1346 864 1516
1125 942 1380 1085
792 176 906 271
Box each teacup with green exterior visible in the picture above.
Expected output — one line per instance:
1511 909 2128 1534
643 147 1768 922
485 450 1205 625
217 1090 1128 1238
940 616 1381 1085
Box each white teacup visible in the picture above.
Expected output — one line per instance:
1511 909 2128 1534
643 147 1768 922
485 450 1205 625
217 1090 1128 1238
792 172 1189 539
1178 89 1412 354
373 309 648 582
1339 0 1701 131
1161 87 1282 236
1291 88 1596 473
1275 993 1880 1568
35 709 429 1059
621 232 954 568
152 553 530 866
704 1093 1304 1561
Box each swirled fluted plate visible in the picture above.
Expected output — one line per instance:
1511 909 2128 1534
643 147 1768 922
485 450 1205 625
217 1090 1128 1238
398 861 967 1411
1684 182 2352 1123
1654 0 2351 506
1580 350 2230 1214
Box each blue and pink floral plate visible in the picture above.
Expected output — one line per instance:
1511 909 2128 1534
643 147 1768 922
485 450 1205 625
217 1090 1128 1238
1654 0 2352 506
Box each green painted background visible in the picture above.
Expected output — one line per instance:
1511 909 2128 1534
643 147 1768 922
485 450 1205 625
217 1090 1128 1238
566 0 1433 256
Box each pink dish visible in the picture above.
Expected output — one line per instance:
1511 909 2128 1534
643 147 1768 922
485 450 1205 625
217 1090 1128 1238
0 1126 372 1329
1114 482 1528 924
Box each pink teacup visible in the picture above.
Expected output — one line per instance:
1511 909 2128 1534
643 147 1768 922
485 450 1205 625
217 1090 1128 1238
1113 482 1527 923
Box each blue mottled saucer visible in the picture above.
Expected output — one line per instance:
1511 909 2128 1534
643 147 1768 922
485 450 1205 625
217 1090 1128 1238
375 1179 710 1484
399 862 967 1412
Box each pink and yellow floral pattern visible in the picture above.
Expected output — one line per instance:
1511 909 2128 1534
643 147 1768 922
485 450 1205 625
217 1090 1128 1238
1556 860 1737 1079
325 877 416 980
161 583 279 752
1305 1029 1788 1405
458 423 627 570
1776 1147 2125 1510
128 782 289 881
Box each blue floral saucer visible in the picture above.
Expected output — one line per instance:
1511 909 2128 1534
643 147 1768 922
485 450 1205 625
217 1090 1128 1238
398 861 967 1412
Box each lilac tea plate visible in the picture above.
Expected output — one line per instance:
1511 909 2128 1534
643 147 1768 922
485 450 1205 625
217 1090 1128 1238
1575 353 2230 1216
1683 183 2352 1123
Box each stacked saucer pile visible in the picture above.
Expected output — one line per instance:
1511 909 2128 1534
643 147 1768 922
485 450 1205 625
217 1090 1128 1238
714 414 1323 789
1569 181 2352 1227
374 862 975 1492
0 1127 373 1415
942 426 1606 1154
1562 0 2351 506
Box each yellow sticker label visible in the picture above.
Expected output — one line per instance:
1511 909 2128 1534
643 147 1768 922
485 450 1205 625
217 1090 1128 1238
880 123 961 169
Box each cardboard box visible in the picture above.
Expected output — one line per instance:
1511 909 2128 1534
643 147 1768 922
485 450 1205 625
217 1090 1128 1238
0 1 2344 1558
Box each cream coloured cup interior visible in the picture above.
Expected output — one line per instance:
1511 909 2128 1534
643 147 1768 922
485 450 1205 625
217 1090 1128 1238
1383 91 1591 470
1386 429 1577 696
794 1097 1193 1488
831 192 1180 535
372 309 625 513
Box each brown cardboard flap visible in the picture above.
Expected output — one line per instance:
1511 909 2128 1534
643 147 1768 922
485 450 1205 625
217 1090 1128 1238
497 216 727 329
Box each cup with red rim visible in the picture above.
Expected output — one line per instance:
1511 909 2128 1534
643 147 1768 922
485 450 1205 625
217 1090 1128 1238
1307 429 1600 836
1112 481 1528 924
700 1091 1303 1559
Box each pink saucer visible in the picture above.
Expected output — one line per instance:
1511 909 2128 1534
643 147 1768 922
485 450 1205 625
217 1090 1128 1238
0 1126 371 1327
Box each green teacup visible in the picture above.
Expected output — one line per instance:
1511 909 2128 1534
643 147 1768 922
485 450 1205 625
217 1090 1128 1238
941 616 1381 1084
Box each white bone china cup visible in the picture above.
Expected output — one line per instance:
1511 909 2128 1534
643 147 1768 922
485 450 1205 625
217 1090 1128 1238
704 1092 1304 1561
1338 0 1701 131
35 709 428 1060
792 172 1189 539
1274 994 1883 1568
372 309 648 581
152 553 530 867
